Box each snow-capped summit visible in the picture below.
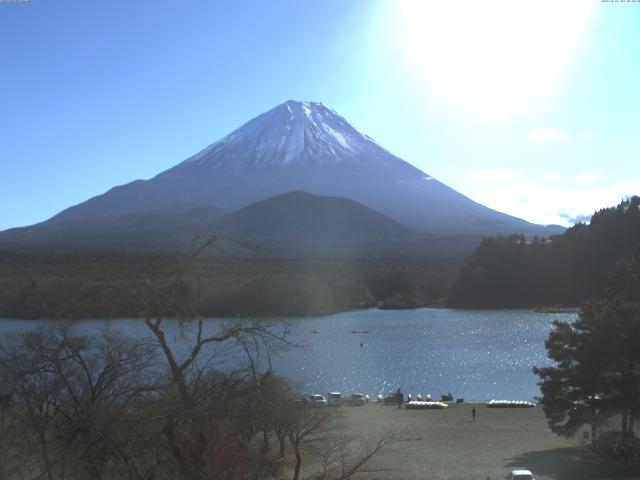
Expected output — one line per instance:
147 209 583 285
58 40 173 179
175 100 390 171
40 100 563 238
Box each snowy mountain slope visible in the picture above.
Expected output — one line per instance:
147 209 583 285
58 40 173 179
32 100 562 237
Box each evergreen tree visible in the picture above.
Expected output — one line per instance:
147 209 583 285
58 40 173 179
450 196 640 308
534 246 640 444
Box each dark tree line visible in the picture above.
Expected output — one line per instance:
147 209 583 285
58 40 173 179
449 196 640 308
0 252 459 319
535 244 640 471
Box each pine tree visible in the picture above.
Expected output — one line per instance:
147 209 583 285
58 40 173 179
534 245 640 444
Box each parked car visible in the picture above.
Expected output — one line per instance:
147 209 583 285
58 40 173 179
348 393 366 406
308 394 328 407
328 392 343 406
506 470 535 480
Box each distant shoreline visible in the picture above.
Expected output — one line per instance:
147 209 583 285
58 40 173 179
0 305 581 322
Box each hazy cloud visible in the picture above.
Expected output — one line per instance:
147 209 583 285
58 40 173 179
466 177 640 227
558 211 592 224
540 173 561 182
576 172 601 183
527 128 566 144
467 169 522 182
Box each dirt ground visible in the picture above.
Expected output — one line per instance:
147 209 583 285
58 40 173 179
325 402 635 480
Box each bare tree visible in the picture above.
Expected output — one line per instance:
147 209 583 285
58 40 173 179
0 326 68 480
313 432 395 480
261 374 297 459
0 323 158 480
0 374 19 480
282 400 397 480
113 236 293 480
286 403 335 480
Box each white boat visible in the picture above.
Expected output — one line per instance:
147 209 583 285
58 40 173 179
486 399 536 408
404 401 448 410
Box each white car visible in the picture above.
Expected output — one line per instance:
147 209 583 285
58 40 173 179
308 394 328 407
348 393 367 406
328 392 343 406
506 470 535 480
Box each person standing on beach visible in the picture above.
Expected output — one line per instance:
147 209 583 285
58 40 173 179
472 406 476 421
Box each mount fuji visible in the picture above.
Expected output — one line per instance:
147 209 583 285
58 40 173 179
1 100 563 253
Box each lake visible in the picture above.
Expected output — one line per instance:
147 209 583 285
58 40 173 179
0 308 577 401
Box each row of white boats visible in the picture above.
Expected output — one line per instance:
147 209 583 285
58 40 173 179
373 394 536 409
486 399 536 408
376 393 443 402
399 398 536 409
310 392 536 409
405 401 449 409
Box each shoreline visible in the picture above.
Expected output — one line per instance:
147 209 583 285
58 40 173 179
0 305 581 322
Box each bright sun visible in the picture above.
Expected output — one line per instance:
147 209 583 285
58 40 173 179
399 0 595 119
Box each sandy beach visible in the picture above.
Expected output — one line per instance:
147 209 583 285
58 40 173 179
324 402 631 480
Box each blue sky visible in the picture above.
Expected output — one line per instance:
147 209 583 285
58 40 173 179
1 0 639 230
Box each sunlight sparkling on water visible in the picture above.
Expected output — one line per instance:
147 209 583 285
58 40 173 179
269 308 576 401
0 308 577 401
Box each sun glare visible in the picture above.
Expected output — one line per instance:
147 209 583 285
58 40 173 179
399 0 595 119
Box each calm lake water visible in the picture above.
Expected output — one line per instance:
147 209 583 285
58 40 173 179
0 308 577 401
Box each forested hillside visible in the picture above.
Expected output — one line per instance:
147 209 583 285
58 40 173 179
0 253 457 319
448 197 640 308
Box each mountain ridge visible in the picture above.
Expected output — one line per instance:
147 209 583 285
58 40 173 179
0 191 480 257
211 190 413 238
4 100 564 248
